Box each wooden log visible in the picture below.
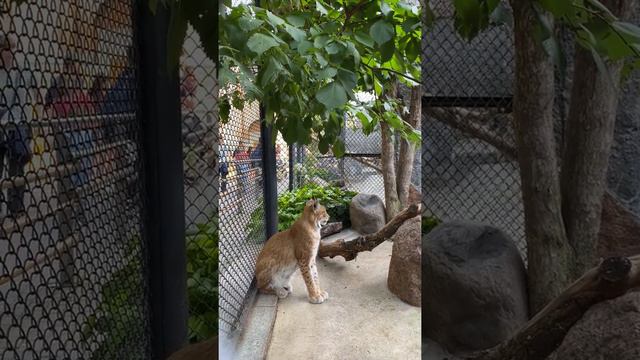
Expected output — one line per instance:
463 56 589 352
320 222 343 238
466 254 640 360
318 203 421 261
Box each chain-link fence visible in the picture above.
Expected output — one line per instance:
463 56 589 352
422 0 525 258
180 27 219 343
218 84 266 334
292 121 420 207
1 1 151 358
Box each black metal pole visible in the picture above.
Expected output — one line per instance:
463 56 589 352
261 111 278 239
288 144 295 191
137 2 188 358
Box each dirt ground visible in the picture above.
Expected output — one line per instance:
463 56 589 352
266 240 421 360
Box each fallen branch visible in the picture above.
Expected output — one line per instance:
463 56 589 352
465 254 640 360
318 203 421 261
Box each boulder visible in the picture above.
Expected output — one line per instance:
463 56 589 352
549 292 640 360
387 215 421 307
349 193 386 235
423 221 528 355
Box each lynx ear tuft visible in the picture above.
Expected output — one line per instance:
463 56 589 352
313 200 320 211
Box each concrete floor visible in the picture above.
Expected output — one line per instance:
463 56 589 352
267 240 421 360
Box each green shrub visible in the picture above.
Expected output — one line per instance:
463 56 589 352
422 215 441 235
246 184 358 239
185 217 219 343
277 183 357 231
83 237 147 359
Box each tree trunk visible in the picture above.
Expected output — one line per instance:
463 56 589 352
381 83 401 220
511 0 572 314
397 86 422 207
466 255 640 360
318 203 420 261
560 0 635 281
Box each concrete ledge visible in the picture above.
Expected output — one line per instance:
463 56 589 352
234 293 278 360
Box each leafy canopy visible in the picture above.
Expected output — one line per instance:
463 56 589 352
424 0 640 77
155 0 421 157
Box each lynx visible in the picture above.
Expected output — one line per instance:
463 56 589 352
255 199 330 304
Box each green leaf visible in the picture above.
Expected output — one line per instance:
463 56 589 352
266 10 286 27
537 0 572 18
370 20 395 45
585 0 615 19
611 21 640 42
314 35 330 48
287 14 306 27
285 24 307 42
332 140 346 157
316 0 329 15
380 0 392 16
317 66 338 79
297 39 313 54
337 69 357 91
380 40 395 62
316 82 348 109
354 31 375 48
260 57 284 87
238 16 264 32
247 33 280 55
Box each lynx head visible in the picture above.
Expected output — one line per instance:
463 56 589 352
305 199 330 229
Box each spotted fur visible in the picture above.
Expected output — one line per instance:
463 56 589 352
255 199 330 304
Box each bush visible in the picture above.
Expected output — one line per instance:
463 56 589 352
185 217 219 343
82 237 147 359
277 183 358 231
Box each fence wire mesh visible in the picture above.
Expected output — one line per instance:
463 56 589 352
180 27 219 343
1 1 150 359
294 121 420 207
218 84 265 334
422 0 526 258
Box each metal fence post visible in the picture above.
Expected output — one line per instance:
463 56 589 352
288 144 295 191
137 2 188 358
261 115 278 239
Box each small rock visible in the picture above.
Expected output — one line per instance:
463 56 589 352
423 221 528 355
349 193 386 235
388 215 421 307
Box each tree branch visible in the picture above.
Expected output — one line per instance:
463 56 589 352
318 203 421 261
423 106 518 160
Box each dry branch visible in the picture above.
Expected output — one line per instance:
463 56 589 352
318 203 421 261
466 254 640 360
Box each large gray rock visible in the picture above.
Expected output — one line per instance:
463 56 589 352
388 216 421 307
349 194 385 235
423 221 528 355
549 292 640 360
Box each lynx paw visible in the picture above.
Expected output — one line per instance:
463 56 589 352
275 287 290 299
308 290 329 304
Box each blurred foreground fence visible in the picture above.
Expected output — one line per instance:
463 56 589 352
0 1 217 359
